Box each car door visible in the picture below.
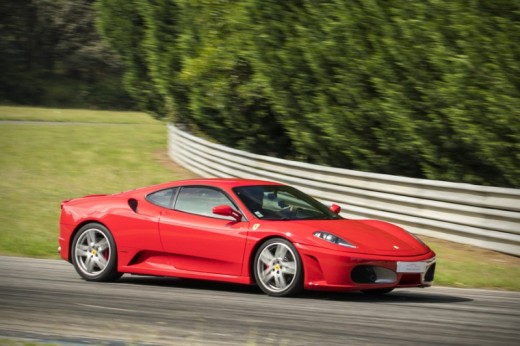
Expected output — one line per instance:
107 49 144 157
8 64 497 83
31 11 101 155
158 185 249 276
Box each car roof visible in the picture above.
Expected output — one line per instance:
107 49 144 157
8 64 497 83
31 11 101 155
123 178 284 196
173 178 283 187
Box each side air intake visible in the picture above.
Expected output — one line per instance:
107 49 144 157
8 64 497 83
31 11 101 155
128 198 138 213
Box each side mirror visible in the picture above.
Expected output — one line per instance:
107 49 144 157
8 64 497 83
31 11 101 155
212 205 243 222
330 204 341 214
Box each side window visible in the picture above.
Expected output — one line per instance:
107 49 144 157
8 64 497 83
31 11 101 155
175 186 235 219
146 188 178 208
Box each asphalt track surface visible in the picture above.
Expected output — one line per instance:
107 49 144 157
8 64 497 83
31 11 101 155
1 256 519 346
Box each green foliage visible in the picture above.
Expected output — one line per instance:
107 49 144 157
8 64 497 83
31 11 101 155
95 0 520 187
173 0 293 155
0 0 132 109
0 0 43 103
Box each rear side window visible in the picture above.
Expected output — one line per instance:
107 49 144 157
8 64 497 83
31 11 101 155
146 188 178 208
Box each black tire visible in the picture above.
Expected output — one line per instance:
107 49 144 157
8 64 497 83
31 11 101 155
254 238 303 297
71 223 121 282
361 288 394 295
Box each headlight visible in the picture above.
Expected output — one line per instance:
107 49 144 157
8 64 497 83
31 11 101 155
314 231 356 248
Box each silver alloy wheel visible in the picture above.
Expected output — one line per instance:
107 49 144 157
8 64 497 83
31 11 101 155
256 241 298 293
74 228 111 277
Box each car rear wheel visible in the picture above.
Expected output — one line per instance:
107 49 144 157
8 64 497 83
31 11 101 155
71 223 121 282
254 238 303 297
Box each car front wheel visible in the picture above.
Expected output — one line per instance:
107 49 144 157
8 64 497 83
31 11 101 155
71 223 121 281
254 238 303 297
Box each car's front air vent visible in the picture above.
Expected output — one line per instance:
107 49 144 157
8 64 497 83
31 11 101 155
128 198 138 213
351 265 397 284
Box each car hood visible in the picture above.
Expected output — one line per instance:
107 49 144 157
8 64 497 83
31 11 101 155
278 218 430 256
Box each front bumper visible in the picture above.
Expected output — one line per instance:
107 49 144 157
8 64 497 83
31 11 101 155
296 243 436 291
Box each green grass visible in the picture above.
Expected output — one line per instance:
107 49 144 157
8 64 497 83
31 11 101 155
424 237 520 291
0 339 57 346
0 106 193 257
0 106 518 291
0 105 157 124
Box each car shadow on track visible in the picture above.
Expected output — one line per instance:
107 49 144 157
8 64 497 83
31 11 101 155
298 290 473 304
116 275 472 304
118 274 260 294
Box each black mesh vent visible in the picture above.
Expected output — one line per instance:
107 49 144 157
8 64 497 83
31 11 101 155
425 263 436 282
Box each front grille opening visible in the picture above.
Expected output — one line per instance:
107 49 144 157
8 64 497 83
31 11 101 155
351 265 397 284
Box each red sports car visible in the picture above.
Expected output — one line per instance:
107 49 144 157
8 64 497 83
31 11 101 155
59 178 436 297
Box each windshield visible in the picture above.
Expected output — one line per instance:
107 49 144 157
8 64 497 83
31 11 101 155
233 185 342 221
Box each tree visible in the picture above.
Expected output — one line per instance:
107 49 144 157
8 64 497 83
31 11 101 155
0 0 132 108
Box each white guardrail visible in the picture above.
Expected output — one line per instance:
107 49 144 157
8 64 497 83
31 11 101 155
168 124 520 256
